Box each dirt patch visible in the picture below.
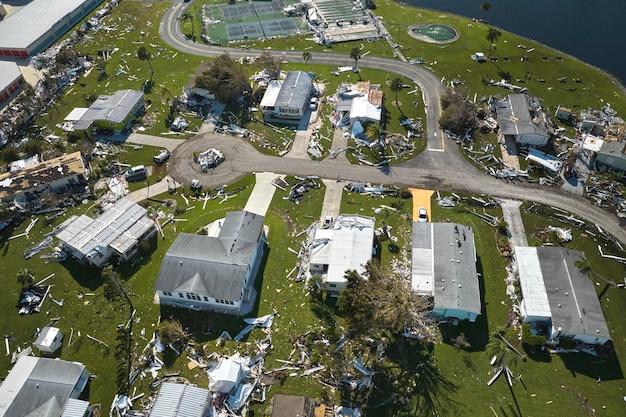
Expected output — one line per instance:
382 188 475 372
391 100 402 107
275 209 297 234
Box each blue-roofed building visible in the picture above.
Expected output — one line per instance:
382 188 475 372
260 71 313 122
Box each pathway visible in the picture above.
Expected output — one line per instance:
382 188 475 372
499 199 528 247
244 172 280 216
126 133 185 151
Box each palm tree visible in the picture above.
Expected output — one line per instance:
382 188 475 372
480 2 492 21
575 256 616 287
390 77 403 109
302 51 313 74
17 268 34 288
350 47 361 72
136 46 154 78
178 10 195 40
485 27 501 58
365 123 381 142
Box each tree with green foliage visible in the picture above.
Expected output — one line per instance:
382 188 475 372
0 201 11 221
365 122 381 142
486 27 502 58
339 261 431 337
575 256 616 287
17 268 34 288
302 51 313 73
102 266 124 302
158 319 190 349
178 10 195 40
350 47 361 72
480 2 492 21
136 46 154 78
390 77 403 105
195 53 252 105
256 51 283 80
439 89 476 134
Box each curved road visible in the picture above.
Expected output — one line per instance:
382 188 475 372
158 1 626 246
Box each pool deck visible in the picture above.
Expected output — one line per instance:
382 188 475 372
407 23 459 44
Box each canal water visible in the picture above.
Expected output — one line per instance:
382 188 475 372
400 0 626 85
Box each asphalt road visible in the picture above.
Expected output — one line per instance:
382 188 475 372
158 1 626 247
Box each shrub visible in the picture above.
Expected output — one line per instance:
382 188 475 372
521 324 547 348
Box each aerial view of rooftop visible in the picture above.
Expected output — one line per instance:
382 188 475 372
2 0 626 416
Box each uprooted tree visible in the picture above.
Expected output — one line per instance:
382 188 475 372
339 260 432 338
195 52 252 105
158 318 190 350
438 89 477 135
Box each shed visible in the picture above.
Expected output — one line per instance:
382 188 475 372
34 326 63 354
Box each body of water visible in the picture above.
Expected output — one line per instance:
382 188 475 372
399 0 625 85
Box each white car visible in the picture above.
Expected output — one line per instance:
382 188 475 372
418 207 428 222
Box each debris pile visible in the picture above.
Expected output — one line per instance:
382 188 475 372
17 285 51 315
283 177 321 204
198 148 225 170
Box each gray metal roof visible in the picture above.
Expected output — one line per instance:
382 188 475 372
0 0 98 51
56 198 154 259
73 89 143 130
412 223 481 316
274 71 312 109
60 399 91 417
495 94 549 138
534 247 610 339
0 356 88 417
149 382 210 417
0 60 22 92
154 211 264 300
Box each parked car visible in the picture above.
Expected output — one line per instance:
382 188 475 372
309 97 318 110
190 179 202 190
418 207 428 222
153 149 170 165
124 165 147 182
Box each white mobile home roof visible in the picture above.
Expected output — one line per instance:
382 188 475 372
310 214 374 286
0 0 97 50
515 246 553 319
0 60 22 90
259 80 282 108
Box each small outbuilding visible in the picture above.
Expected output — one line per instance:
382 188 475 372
33 326 63 354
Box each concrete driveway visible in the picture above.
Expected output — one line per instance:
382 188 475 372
244 172 280 216
320 179 345 221
499 199 528 247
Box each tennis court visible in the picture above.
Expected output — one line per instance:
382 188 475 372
201 0 306 43
227 18 298 40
